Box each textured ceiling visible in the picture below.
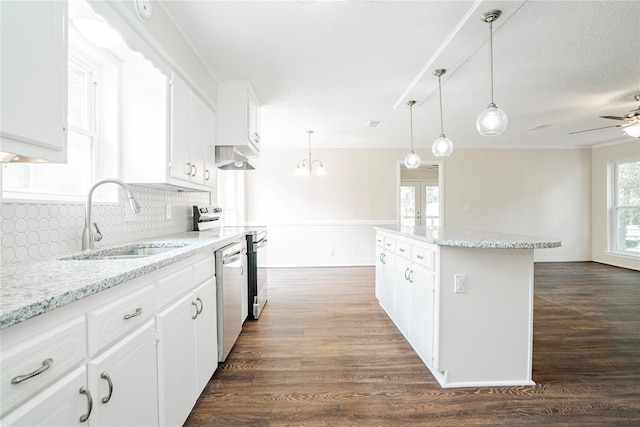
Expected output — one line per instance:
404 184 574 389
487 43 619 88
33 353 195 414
160 0 640 150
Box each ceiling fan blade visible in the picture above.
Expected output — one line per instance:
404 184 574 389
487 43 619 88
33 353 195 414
569 124 623 134
599 115 628 121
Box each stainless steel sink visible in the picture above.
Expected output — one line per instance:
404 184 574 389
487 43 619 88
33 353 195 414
60 244 190 261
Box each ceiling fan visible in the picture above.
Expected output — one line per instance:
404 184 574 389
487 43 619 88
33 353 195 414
570 94 640 138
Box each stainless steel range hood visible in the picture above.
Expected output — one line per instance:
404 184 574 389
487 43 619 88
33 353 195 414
215 146 256 170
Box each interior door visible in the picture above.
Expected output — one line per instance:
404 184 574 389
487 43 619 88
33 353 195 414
400 180 440 226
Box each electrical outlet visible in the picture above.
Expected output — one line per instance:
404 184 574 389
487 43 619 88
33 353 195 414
329 249 335 257
454 274 466 293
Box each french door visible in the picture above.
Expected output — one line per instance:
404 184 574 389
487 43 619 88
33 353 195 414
400 180 440 227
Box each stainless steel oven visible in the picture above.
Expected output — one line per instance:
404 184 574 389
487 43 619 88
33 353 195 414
247 229 268 320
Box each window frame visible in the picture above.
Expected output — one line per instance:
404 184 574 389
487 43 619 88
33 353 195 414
610 157 640 257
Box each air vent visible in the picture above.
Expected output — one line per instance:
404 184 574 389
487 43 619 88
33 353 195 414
366 120 383 128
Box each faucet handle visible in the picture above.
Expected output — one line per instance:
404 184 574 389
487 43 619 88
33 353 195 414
93 223 103 242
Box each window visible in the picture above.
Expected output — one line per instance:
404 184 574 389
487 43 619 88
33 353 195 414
611 159 640 255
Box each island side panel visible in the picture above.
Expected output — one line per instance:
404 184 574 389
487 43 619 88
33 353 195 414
437 246 534 387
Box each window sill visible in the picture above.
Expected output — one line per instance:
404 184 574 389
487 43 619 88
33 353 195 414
605 251 640 260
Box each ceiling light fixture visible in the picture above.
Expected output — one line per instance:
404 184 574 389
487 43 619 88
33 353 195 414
404 101 420 169
294 130 326 177
476 10 507 136
432 69 453 157
623 121 640 138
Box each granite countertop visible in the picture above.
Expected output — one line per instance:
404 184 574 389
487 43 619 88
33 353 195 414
376 225 562 249
0 227 263 330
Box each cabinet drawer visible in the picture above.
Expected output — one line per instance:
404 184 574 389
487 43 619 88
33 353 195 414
1 317 86 416
87 285 155 356
396 240 411 258
383 237 396 252
156 264 195 309
193 255 215 285
412 245 435 270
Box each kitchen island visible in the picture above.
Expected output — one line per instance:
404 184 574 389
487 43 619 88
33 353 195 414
374 225 561 388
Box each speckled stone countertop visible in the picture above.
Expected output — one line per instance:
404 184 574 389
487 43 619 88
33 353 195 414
0 227 263 330
376 225 562 249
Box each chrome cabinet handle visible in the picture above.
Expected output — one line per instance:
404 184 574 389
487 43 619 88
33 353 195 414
254 132 260 144
195 297 203 314
79 386 93 422
240 265 244 276
100 372 113 404
380 253 386 264
123 307 142 320
409 270 414 283
404 268 410 280
205 169 211 181
399 248 406 252
191 164 197 177
11 358 54 384
192 301 199 319
416 254 425 260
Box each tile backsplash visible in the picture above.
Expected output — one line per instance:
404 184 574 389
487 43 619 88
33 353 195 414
1 185 211 263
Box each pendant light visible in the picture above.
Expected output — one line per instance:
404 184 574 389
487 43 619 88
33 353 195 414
293 130 326 177
432 69 453 157
476 10 507 136
404 101 420 169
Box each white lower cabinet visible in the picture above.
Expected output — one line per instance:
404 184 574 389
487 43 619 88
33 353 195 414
0 367 87 427
409 263 436 368
87 320 158 427
375 231 438 373
157 274 218 426
1 250 220 427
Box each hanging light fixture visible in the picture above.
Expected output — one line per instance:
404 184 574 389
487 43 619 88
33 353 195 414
432 69 453 157
476 10 507 136
404 100 420 169
293 130 326 177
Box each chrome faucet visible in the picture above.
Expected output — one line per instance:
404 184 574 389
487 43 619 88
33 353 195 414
82 179 141 251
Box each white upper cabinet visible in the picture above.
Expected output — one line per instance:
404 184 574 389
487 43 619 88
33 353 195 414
216 81 261 158
0 0 68 163
119 59 216 192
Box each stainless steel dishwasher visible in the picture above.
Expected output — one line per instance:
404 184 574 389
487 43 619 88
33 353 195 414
215 240 248 362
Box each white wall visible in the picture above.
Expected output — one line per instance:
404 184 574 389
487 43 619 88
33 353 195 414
246 147 592 266
591 139 640 270
444 149 592 262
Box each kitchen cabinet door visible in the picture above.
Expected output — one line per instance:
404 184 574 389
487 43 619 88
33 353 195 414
375 244 385 301
394 255 412 339
0 0 67 162
0 367 86 427
216 81 260 158
87 321 158 427
193 279 218 393
410 264 436 368
380 251 396 318
157 291 198 427
169 72 194 184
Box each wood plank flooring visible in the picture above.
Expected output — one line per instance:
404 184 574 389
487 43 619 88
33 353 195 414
185 262 640 426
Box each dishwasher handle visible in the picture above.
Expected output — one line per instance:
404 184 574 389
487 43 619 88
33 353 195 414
222 250 244 265
253 238 268 251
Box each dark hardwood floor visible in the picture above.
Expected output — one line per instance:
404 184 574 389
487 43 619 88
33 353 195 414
185 262 640 426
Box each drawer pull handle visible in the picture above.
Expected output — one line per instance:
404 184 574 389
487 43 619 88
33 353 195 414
123 307 142 320
11 358 53 384
404 268 410 280
192 301 199 319
399 248 405 252
100 372 113 404
196 297 203 314
416 255 425 259
79 386 93 422
409 270 414 283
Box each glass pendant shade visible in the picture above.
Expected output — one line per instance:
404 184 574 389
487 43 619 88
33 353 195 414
315 165 326 176
404 151 421 169
623 122 640 138
432 135 453 157
476 103 508 136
